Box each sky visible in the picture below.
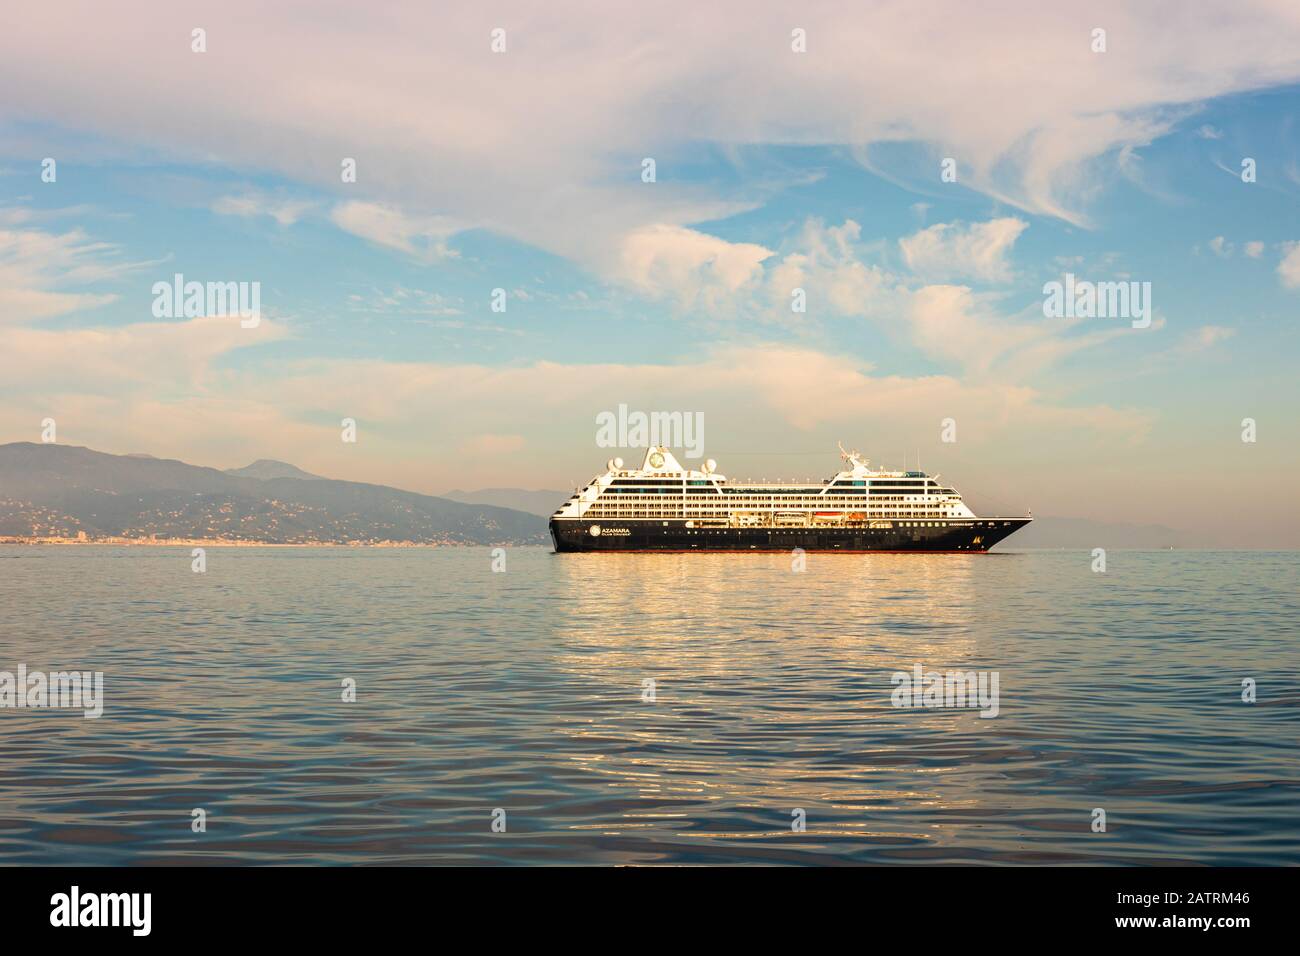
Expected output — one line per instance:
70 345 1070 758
1 1 1299 546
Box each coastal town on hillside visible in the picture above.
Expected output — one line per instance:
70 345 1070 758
0 498 528 547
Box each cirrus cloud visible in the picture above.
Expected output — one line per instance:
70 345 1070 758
5 1 1300 287
900 218 1029 283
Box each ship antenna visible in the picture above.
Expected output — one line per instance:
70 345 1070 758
838 441 866 469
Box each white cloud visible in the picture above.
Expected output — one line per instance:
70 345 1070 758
900 283 1130 380
761 218 1126 380
0 210 1149 491
0 221 130 322
212 192 316 226
623 216 1128 380
764 219 897 320
1 314 288 393
0 286 116 322
900 218 1028 283
906 285 1016 373
1 339 1146 488
346 285 463 316
1186 325 1236 350
1207 237 1267 260
615 224 773 309
330 201 461 261
1279 242 1300 289
5 2 1300 275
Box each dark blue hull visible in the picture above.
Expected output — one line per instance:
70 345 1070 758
550 518 1030 552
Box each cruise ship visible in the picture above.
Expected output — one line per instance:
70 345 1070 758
550 445 1031 552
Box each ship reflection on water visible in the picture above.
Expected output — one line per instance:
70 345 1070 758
545 550 1298 864
547 553 996 860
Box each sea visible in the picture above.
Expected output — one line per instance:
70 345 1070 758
0 546 1296 865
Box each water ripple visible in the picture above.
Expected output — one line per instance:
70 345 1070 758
0 546 1296 864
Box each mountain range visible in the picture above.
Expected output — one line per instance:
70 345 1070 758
0 443 547 545
0 443 1207 549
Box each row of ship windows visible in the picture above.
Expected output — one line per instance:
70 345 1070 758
586 510 962 515
604 488 947 494
672 522 960 530
585 513 959 519
585 505 958 510
606 479 937 485
608 481 938 488
585 506 960 512
598 494 956 502
594 502 955 508
606 489 944 496
585 507 959 512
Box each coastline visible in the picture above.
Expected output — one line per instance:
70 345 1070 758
0 537 526 548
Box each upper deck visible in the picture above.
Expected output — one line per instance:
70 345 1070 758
552 446 995 524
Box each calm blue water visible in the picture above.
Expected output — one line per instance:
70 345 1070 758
0 546 1296 865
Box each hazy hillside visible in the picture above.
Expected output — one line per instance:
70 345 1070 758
442 487 569 517
0 443 546 544
0 447 1211 548
1002 515 1198 550
224 459 322 480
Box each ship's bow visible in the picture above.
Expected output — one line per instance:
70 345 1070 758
979 517 1032 551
